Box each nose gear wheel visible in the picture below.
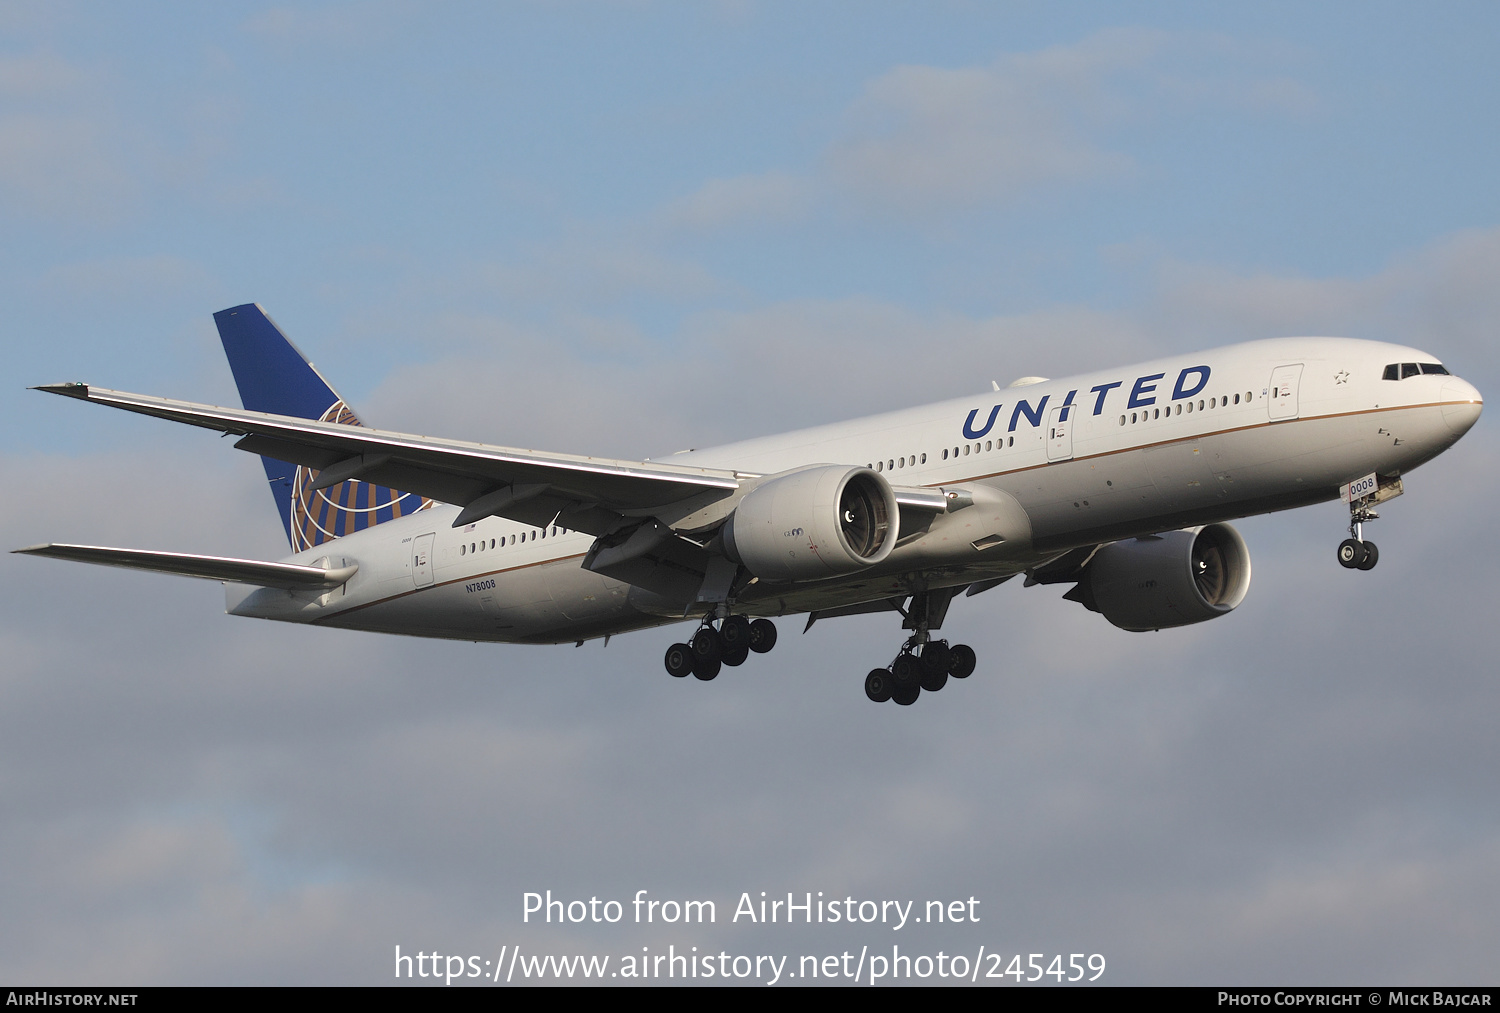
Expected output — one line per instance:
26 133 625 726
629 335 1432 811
1338 484 1383 571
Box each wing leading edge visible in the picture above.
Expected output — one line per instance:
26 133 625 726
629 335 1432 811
34 383 741 536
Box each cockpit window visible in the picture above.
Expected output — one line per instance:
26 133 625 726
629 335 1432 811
1384 362 1450 380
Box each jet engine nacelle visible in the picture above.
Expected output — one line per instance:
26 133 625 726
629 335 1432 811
1068 523 1252 631
722 465 898 582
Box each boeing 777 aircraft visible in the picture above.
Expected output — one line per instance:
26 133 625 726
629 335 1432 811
17 305 1483 705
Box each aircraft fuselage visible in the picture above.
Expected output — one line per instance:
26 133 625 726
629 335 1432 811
226 336 1482 644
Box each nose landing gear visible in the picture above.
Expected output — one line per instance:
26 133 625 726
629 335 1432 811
1337 498 1381 571
1336 474 1404 571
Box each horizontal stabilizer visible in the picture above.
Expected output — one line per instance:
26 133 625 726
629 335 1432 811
13 543 358 589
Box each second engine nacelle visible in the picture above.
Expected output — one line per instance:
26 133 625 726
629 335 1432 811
1066 523 1252 631
722 465 898 582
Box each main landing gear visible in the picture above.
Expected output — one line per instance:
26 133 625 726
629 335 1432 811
663 614 778 681
1337 496 1380 571
864 636 976 706
863 588 975 706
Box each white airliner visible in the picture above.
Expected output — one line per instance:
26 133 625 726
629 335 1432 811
16 305 1483 704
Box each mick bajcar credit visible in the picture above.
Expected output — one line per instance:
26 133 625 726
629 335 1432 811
392 889 1108 984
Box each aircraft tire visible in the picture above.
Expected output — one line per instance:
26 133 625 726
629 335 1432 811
664 643 694 678
919 667 949 693
1337 538 1365 568
920 641 952 677
722 644 750 667
892 683 921 706
948 644 976 679
748 618 778 653
891 652 920 688
691 628 723 664
865 669 893 703
1357 541 1379 570
720 614 752 651
692 655 721 681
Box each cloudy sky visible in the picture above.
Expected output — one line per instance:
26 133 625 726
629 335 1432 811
3 2 1498 986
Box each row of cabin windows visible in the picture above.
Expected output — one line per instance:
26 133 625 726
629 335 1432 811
868 437 1021 470
943 437 1014 460
1119 393 1250 426
870 441 1019 470
869 454 926 472
459 525 569 556
1383 362 1450 380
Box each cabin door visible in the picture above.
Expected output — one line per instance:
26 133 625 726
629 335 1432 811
1268 363 1303 421
412 532 435 587
1045 403 1074 462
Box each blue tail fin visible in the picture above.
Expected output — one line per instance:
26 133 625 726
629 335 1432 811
214 304 429 551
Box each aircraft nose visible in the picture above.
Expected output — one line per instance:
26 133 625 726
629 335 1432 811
1440 377 1483 436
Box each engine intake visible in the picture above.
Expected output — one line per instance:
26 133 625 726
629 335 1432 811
1066 523 1252 631
722 465 898 582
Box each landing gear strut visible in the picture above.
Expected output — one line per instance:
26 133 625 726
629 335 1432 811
864 588 976 705
663 614 777 682
1338 496 1381 571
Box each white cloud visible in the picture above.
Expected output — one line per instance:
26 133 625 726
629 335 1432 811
825 29 1162 212
663 171 815 230
1147 226 1500 383
668 29 1323 226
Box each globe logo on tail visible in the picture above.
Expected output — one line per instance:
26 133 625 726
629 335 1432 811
288 401 431 552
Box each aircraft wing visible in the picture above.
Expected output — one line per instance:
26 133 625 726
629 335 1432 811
13 543 358 589
35 383 742 535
